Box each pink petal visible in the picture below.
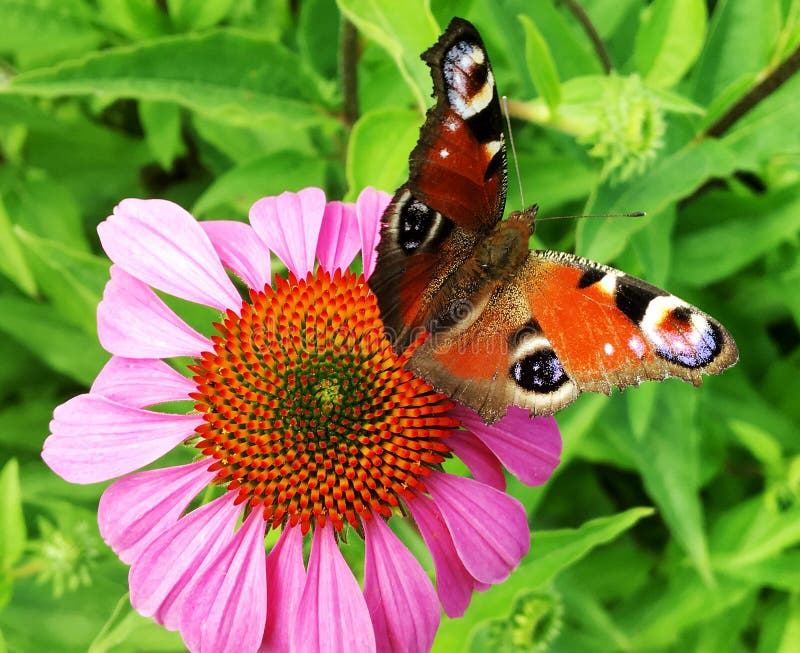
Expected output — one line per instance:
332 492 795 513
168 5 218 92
98 198 241 311
98 460 214 564
129 493 241 629
180 511 267 653
316 201 361 273
249 188 326 278
451 405 562 486
91 356 195 408
356 187 391 279
447 429 506 491
425 472 530 584
43 394 201 484
261 526 306 653
407 493 479 618
201 220 272 291
363 514 439 653
292 525 375 653
98 266 211 358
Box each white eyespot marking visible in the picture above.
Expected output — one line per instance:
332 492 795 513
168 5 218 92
509 335 578 405
604 343 614 356
628 335 646 359
444 115 459 132
449 69 494 119
598 273 618 296
439 148 450 159
483 140 502 158
443 41 495 119
640 296 720 368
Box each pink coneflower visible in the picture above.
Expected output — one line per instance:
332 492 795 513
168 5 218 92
42 187 562 653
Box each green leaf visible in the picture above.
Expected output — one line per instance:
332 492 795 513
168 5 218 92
0 294 106 385
635 0 707 88
432 508 653 652
672 184 800 286
5 31 335 129
691 0 782 104
578 139 737 262
166 0 237 30
139 101 185 170
0 459 25 569
0 196 36 296
519 15 561 113
0 0 103 69
0 396 56 453
337 0 440 111
192 150 328 217
15 228 109 334
95 0 171 39
346 108 420 198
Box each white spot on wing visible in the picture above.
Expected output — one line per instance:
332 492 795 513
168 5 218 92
598 273 618 296
483 140 502 158
604 343 614 356
439 148 449 159
628 335 646 358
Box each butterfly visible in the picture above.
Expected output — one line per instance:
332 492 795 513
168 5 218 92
367 17 738 424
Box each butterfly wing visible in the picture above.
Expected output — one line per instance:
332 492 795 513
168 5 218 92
368 17 507 350
409 251 739 423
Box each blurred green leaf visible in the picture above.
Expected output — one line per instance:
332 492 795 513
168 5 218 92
0 196 36 296
0 459 26 569
95 0 170 39
520 15 561 113
15 228 109 333
5 31 335 129
138 101 185 170
0 0 103 69
346 108 420 198
192 150 328 217
0 396 56 453
634 0 707 88
166 0 237 31
0 294 106 385
337 0 440 110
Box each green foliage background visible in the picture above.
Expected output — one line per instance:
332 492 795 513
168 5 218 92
0 0 798 651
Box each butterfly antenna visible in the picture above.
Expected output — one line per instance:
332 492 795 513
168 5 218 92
502 96 525 208
536 211 646 222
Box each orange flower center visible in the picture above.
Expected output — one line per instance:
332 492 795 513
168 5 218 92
191 269 456 533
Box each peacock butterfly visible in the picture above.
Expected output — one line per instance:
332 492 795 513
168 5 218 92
368 17 738 424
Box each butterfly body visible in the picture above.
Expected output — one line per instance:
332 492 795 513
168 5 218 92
369 18 738 423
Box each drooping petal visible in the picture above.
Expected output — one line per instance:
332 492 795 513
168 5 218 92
43 394 201 484
91 357 196 408
180 510 267 653
424 472 530 584
98 199 241 311
363 514 439 653
201 220 272 291
316 201 360 273
261 526 306 653
98 460 214 564
406 493 479 618
292 525 375 653
98 266 211 358
129 493 241 629
356 187 391 279
451 405 562 486
249 188 326 278
446 429 506 491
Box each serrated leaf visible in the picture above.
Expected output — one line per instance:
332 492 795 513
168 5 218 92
519 15 561 113
0 195 36 296
192 150 327 217
635 0 707 88
578 138 737 262
432 508 653 652
0 459 25 569
337 0 439 111
346 108 420 198
5 31 335 129
15 228 109 333
0 294 106 385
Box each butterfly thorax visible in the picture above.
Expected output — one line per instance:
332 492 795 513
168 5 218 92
474 206 537 281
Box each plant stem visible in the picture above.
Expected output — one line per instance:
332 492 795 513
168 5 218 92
341 18 360 127
560 0 613 74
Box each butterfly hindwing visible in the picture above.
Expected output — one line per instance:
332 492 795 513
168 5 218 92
408 251 738 422
369 17 507 350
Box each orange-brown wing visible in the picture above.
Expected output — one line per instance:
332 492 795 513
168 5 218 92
368 18 507 351
409 251 739 423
